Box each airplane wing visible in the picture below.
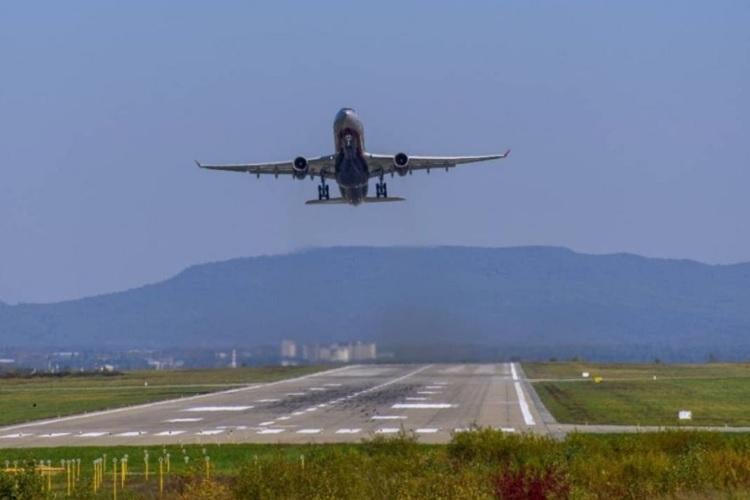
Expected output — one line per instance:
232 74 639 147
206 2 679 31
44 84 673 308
365 150 510 177
195 155 336 179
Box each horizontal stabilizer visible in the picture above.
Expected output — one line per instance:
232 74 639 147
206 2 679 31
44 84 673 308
305 197 405 205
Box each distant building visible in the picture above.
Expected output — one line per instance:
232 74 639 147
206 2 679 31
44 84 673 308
330 345 351 363
352 342 377 361
281 340 297 359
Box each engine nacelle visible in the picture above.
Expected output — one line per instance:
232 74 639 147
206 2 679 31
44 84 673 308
292 156 309 179
393 152 409 176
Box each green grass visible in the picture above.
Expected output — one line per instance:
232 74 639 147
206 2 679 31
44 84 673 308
4 431 750 499
0 365 325 426
525 362 750 426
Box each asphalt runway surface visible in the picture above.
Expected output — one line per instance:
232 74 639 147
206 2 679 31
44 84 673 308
0 364 545 447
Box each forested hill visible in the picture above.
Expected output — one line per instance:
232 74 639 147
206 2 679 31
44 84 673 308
1 247 749 360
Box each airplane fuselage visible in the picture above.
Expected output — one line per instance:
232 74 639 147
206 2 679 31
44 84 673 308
333 108 370 205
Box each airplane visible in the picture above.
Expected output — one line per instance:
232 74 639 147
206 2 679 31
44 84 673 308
196 107 510 206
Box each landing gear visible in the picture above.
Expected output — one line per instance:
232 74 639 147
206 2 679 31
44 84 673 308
317 180 330 201
375 181 388 199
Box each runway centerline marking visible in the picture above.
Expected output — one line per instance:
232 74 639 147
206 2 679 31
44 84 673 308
257 429 284 435
335 428 361 434
416 428 439 434
80 432 107 437
297 429 321 434
372 415 407 420
375 428 400 434
156 430 185 436
196 430 223 436
392 403 455 409
0 433 32 439
115 431 144 437
165 418 202 423
183 406 252 412
39 432 70 438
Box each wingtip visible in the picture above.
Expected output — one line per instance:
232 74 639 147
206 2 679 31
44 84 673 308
194 160 202 168
503 149 511 158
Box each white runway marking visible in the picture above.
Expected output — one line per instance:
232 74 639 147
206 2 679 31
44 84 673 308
375 428 400 434
500 427 516 433
0 433 32 439
309 387 326 391
184 406 252 412
454 428 471 433
372 416 407 420
511 363 536 426
165 418 203 423
406 397 428 401
277 416 290 421
416 428 439 434
0 365 355 434
297 429 321 434
115 431 145 437
80 432 107 437
196 430 223 436
425 386 443 389
417 391 440 395
156 430 185 436
258 421 276 426
392 403 455 409
335 428 361 434
324 383 342 387
305 408 317 412
286 392 305 396
257 429 284 435
292 411 305 416
39 432 70 438
256 399 281 403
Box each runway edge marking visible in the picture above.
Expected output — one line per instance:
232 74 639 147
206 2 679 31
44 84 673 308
511 362 536 426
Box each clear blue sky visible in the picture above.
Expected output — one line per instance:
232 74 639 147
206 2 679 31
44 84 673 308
1 1 748 303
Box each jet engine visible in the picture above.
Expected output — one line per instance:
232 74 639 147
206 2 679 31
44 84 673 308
393 152 409 176
292 156 309 179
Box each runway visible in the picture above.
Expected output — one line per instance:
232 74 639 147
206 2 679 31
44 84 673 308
0 363 546 447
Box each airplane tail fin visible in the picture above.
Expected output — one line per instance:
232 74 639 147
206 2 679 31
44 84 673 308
305 197 405 205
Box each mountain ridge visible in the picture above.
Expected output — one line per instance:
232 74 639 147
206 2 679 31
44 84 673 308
0 246 748 360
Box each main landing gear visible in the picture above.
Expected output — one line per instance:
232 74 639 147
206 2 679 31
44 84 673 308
317 178 330 201
375 176 388 199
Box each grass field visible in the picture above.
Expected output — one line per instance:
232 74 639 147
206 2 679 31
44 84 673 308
525 362 750 426
0 365 325 427
4 430 750 498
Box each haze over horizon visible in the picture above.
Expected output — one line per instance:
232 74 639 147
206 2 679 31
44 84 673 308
1 2 748 303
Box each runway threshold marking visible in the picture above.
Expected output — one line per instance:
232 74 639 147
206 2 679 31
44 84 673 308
510 363 536 426
335 428 361 434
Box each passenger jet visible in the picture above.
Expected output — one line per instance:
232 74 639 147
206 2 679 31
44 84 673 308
196 108 510 205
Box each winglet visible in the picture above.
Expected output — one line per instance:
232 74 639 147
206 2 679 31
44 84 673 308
501 149 511 159
194 160 203 168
